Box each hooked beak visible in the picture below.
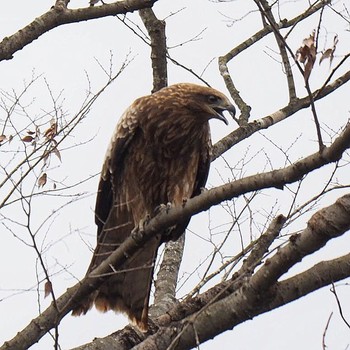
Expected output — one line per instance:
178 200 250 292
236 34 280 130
213 103 236 125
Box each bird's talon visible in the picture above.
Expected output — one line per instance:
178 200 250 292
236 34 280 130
200 187 208 193
154 203 166 215
154 203 172 214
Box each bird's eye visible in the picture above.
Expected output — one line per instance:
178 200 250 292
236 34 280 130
207 95 220 103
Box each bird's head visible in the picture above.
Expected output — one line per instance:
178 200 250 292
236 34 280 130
203 91 236 125
163 83 236 125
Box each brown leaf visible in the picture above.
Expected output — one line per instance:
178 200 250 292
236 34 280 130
0 135 6 142
26 130 36 135
319 48 333 65
296 31 316 81
319 34 338 66
44 122 57 139
44 281 52 298
21 135 34 143
38 173 47 188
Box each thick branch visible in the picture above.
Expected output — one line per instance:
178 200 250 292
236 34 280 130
139 5 176 321
0 0 157 61
70 207 350 350
70 213 286 350
132 194 350 350
139 8 168 92
4 119 350 350
150 235 185 319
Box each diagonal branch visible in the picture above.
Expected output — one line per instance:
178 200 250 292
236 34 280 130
70 206 350 350
218 0 331 124
212 68 350 160
255 0 296 101
0 0 157 61
132 194 350 350
3 118 350 350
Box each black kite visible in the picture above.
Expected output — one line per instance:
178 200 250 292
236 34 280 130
72 83 235 331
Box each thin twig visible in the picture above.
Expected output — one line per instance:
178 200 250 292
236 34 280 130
322 312 333 350
330 282 350 329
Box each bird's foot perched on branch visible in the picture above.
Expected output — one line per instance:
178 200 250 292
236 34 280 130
131 215 151 242
154 202 172 215
200 187 208 193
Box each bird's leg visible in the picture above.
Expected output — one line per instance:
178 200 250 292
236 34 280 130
131 214 151 238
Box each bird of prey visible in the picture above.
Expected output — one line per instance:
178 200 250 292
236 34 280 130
72 83 235 331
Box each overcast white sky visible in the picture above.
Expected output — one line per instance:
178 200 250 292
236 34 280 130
0 1 350 349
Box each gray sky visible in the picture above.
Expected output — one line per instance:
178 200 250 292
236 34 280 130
0 1 349 349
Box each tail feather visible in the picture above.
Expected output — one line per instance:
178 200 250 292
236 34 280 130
71 236 160 332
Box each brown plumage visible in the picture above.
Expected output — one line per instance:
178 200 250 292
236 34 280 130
71 83 235 330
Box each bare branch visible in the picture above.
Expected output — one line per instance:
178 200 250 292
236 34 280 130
3 119 350 350
212 68 350 160
255 0 296 101
0 0 157 61
330 282 350 329
139 8 168 92
150 235 185 318
132 194 350 350
218 0 331 124
322 312 333 350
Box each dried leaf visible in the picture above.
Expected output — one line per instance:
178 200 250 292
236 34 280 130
296 31 316 81
38 173 47 188
52 147 62 162
44 122 57 139
0 135 6 142
8 135 13 143
53 182 57 189
302 32 315 49
22 135 34 143
26 130 36 135
44 281 52 298
319 48 333 65
319 34 338 66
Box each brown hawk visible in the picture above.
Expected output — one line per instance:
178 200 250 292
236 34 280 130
72 83 235 331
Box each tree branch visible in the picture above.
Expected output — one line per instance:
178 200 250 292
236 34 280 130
139 7 168 92
69 214 286 350
0 0 157 61
131 194 350 350
212 69 350 160
150 235 185 318
69 205 350 350
4 117 350 350
218 0 331 123
255 0 296 101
